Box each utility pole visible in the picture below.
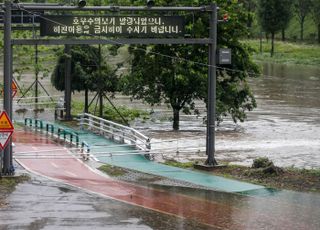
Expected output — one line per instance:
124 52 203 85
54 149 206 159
64 44 72 120
205 3 218 166
3 0 13 174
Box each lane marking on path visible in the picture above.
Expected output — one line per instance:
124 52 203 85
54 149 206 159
65 171 78 177
51 162 59 169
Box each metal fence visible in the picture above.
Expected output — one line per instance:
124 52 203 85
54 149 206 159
78 113 151 153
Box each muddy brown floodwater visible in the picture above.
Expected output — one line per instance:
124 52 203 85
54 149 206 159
8 62 320 168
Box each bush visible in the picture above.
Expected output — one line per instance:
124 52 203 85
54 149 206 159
252 157 273 169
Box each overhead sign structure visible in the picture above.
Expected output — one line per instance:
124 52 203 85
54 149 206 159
0 111 14 150
0 10 43 24
40 15 185 37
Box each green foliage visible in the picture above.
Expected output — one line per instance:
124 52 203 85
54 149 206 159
51 45 99 92
258 0 293 56
72 100 149 124
245 39 320 65
252 157 273 169
294 0 313 40
311 0 320 43
104 105 149 124
120 0 259 130
164 160 194 169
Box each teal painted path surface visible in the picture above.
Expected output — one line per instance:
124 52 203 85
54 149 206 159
23 120 264 193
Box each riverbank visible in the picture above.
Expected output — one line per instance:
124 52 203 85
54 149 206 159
0 175 29 208
164 160 320 193
243 39 320 66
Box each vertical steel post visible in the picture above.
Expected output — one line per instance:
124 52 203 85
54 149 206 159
3 0 13 174
98 44 103 117
64 44 72 120
205 3 218 166
35 44 39 104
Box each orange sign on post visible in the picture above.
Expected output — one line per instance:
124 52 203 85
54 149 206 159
0 111 14 150
1 80 18 98
11 80 18 98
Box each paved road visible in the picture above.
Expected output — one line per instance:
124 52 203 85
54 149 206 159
9 129 320 230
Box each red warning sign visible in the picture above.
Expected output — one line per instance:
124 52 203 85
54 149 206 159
1 80 18 98
12 80 18 98
0 111 14 150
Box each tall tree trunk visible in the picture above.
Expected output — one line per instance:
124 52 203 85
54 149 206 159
318 24 320 44
300 19 304 41
84 88 88 113
271 32 275 57
173 108 180 131
281 28 286 41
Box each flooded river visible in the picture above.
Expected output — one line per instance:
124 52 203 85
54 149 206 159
9 62 320 169
131 62 320 169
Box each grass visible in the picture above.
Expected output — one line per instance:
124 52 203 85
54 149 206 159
243 39 320 66
71 101 150 125
98 164 128 177
164 160 195 169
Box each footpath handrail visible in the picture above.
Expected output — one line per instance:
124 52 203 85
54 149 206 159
24 118 79 147
78 113 151 152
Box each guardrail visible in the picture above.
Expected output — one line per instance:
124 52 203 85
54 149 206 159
78 113 151 152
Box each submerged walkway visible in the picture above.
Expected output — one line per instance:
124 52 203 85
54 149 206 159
23 120 263 193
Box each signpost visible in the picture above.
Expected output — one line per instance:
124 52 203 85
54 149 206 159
1 80 18 98
11 80 17 98
0 111 14 149
0 111 14 176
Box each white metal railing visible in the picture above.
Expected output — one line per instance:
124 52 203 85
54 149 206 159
78 113 151 153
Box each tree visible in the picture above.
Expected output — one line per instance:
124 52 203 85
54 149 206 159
311 0 320 43
51 45 99 113
258 0 292 56
294 0 312 41
121 0 259 130
280 0 293 41
238 0 258 33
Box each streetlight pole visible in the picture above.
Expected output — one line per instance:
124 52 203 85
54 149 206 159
3 0 13 174
205 3 218 166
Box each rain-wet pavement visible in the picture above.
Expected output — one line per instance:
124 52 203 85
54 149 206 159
0 175 213 230
2 129 319 229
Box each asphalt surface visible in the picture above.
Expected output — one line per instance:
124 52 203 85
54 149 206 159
1 129 319 230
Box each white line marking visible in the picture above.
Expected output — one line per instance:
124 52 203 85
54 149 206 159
51 162 59 168
66 171 77 177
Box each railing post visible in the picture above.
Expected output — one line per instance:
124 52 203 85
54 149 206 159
110 124 114 140
146 138 151 152
79 113 84 130
75 135 79 146
88 116 93 130
120 131 125 144
100 120 103 135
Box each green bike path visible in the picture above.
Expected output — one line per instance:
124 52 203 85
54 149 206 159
24 120 264 193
